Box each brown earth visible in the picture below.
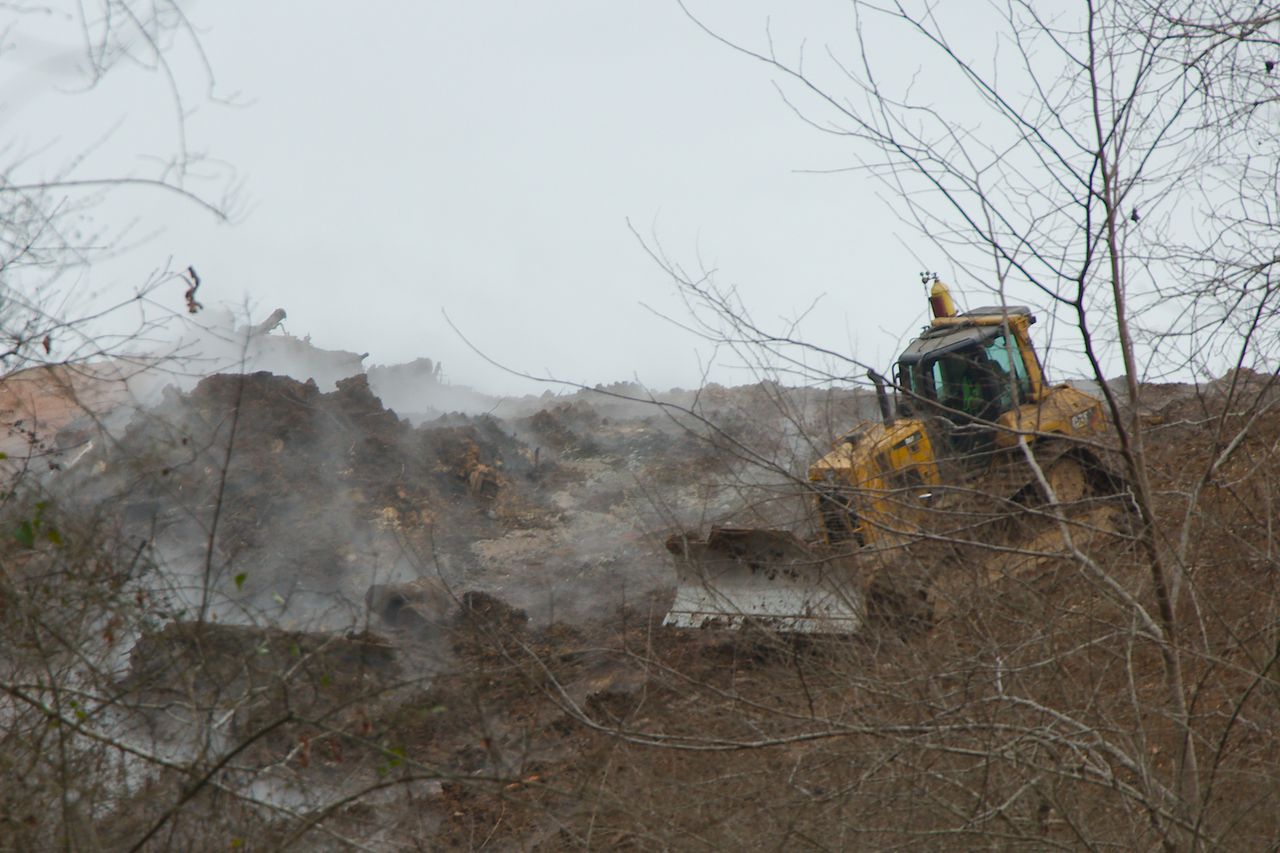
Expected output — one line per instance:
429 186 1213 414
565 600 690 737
8 364 1280 849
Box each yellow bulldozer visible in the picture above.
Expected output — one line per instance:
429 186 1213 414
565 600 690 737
664 277 1124 634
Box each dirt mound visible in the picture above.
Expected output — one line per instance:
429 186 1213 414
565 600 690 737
518 404 603 458
90 371 557 626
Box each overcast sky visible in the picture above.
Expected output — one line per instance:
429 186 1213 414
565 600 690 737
8 1 1008 395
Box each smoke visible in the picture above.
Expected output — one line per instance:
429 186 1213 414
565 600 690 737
116 306 363 398
32 301 884 639
125 305 530 419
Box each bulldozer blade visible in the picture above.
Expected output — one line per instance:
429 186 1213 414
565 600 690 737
663 527 864 634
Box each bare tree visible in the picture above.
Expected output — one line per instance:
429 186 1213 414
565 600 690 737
515 2 1280 849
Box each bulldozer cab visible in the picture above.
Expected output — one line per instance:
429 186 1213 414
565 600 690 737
898 325 1037 456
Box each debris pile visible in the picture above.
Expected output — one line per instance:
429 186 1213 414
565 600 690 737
89 370 545 628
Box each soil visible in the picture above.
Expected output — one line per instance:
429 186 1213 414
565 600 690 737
12 359 1280 849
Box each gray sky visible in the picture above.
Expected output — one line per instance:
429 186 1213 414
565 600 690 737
8 1 997 395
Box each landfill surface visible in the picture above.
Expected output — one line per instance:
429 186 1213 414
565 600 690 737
4 340 1279 850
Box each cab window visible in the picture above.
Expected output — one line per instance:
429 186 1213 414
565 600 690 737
902 344 1006 422
983 334 1032 403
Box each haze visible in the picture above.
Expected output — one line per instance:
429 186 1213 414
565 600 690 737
7 2 1019 395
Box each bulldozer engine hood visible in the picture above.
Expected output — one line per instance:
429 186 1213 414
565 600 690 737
808 416 943 550
809 418 934 486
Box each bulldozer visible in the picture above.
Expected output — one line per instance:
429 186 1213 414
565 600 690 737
664 277 1123 634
